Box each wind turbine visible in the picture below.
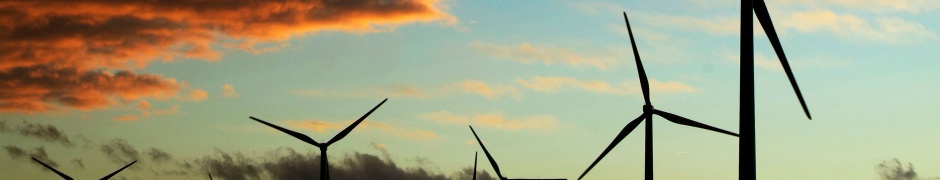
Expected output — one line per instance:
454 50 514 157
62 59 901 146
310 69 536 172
249 98 387 180
473 152 478 180
31 157 136 180
208 173 212 180
740 0 813 179
577 12 740 180
469 125 566 180
473 152 480 180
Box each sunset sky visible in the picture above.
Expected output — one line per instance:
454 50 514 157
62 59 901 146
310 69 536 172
2 0 939 179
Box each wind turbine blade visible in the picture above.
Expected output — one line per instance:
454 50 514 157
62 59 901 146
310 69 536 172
469 125 504 178
209 173 213 180
652 109 739 137
473 152 478 180
249 116 322 146
99 160 136 180
578 114 645 180
753 0 812 120
623 12 651 105
31 157 73 180
328 98 388 144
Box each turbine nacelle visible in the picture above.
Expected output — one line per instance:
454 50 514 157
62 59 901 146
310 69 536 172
642 105 653 113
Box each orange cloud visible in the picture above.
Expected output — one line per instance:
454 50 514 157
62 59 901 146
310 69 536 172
471 42 622 70
456 80 522 100
516 76 695 96
187 89 209 102
286 121 343 134
292 84 430 99
0 65 180 113
136 100 153 111
517 76 623 95
114 115 139 122
0 0 454 113
287 120 440 141
420 111 558 131
222 84 239 98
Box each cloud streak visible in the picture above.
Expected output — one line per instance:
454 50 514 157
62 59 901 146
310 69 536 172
286 120 442 141
779 9 937 44
223 84 240 98
99 138 141 164
517 76 695 95
455 80 523 100
0 120 75 147
4 146 58 167
421 111 558 131
472 42 622 70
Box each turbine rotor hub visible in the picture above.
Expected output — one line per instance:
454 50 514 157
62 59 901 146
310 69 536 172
643 104 654 113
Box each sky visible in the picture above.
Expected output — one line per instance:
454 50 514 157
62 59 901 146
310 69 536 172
1 0 939 179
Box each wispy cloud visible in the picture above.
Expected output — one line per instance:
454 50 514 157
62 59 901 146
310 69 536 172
779 10 936 44
153 105 180 116
455 80 522 100
296 77 694 102
186 89 209 102
633 13 739 36
571 1 624 15
293 81 517 100
115 100 180 121
4 146 58 167
518 76 624 95
222 84 240 98
517 76 695 95
721 49 852 72
471 42 622 70
420 111 558 131
286 120 441 141
0 120 75 147
0 0 454 113
627 3 937 44
99 138 141 164
292 84 429 99
776 0 940 13
114 115 140 122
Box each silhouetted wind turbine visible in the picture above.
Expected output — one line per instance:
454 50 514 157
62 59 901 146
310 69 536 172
31 157 136 180
474 152 478 180
740 0 813 179
578 12 739 180
249 98 387 180
469 125 566 180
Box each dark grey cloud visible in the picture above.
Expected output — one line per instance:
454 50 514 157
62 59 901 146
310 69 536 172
4 145 58 167
878 158 917 180
0 120 74 147
99 138 140 164
191 147 497 180
0 120 9 131
147 147 172 164
72 158 84 169
198 150 264 180
453 167 498 180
